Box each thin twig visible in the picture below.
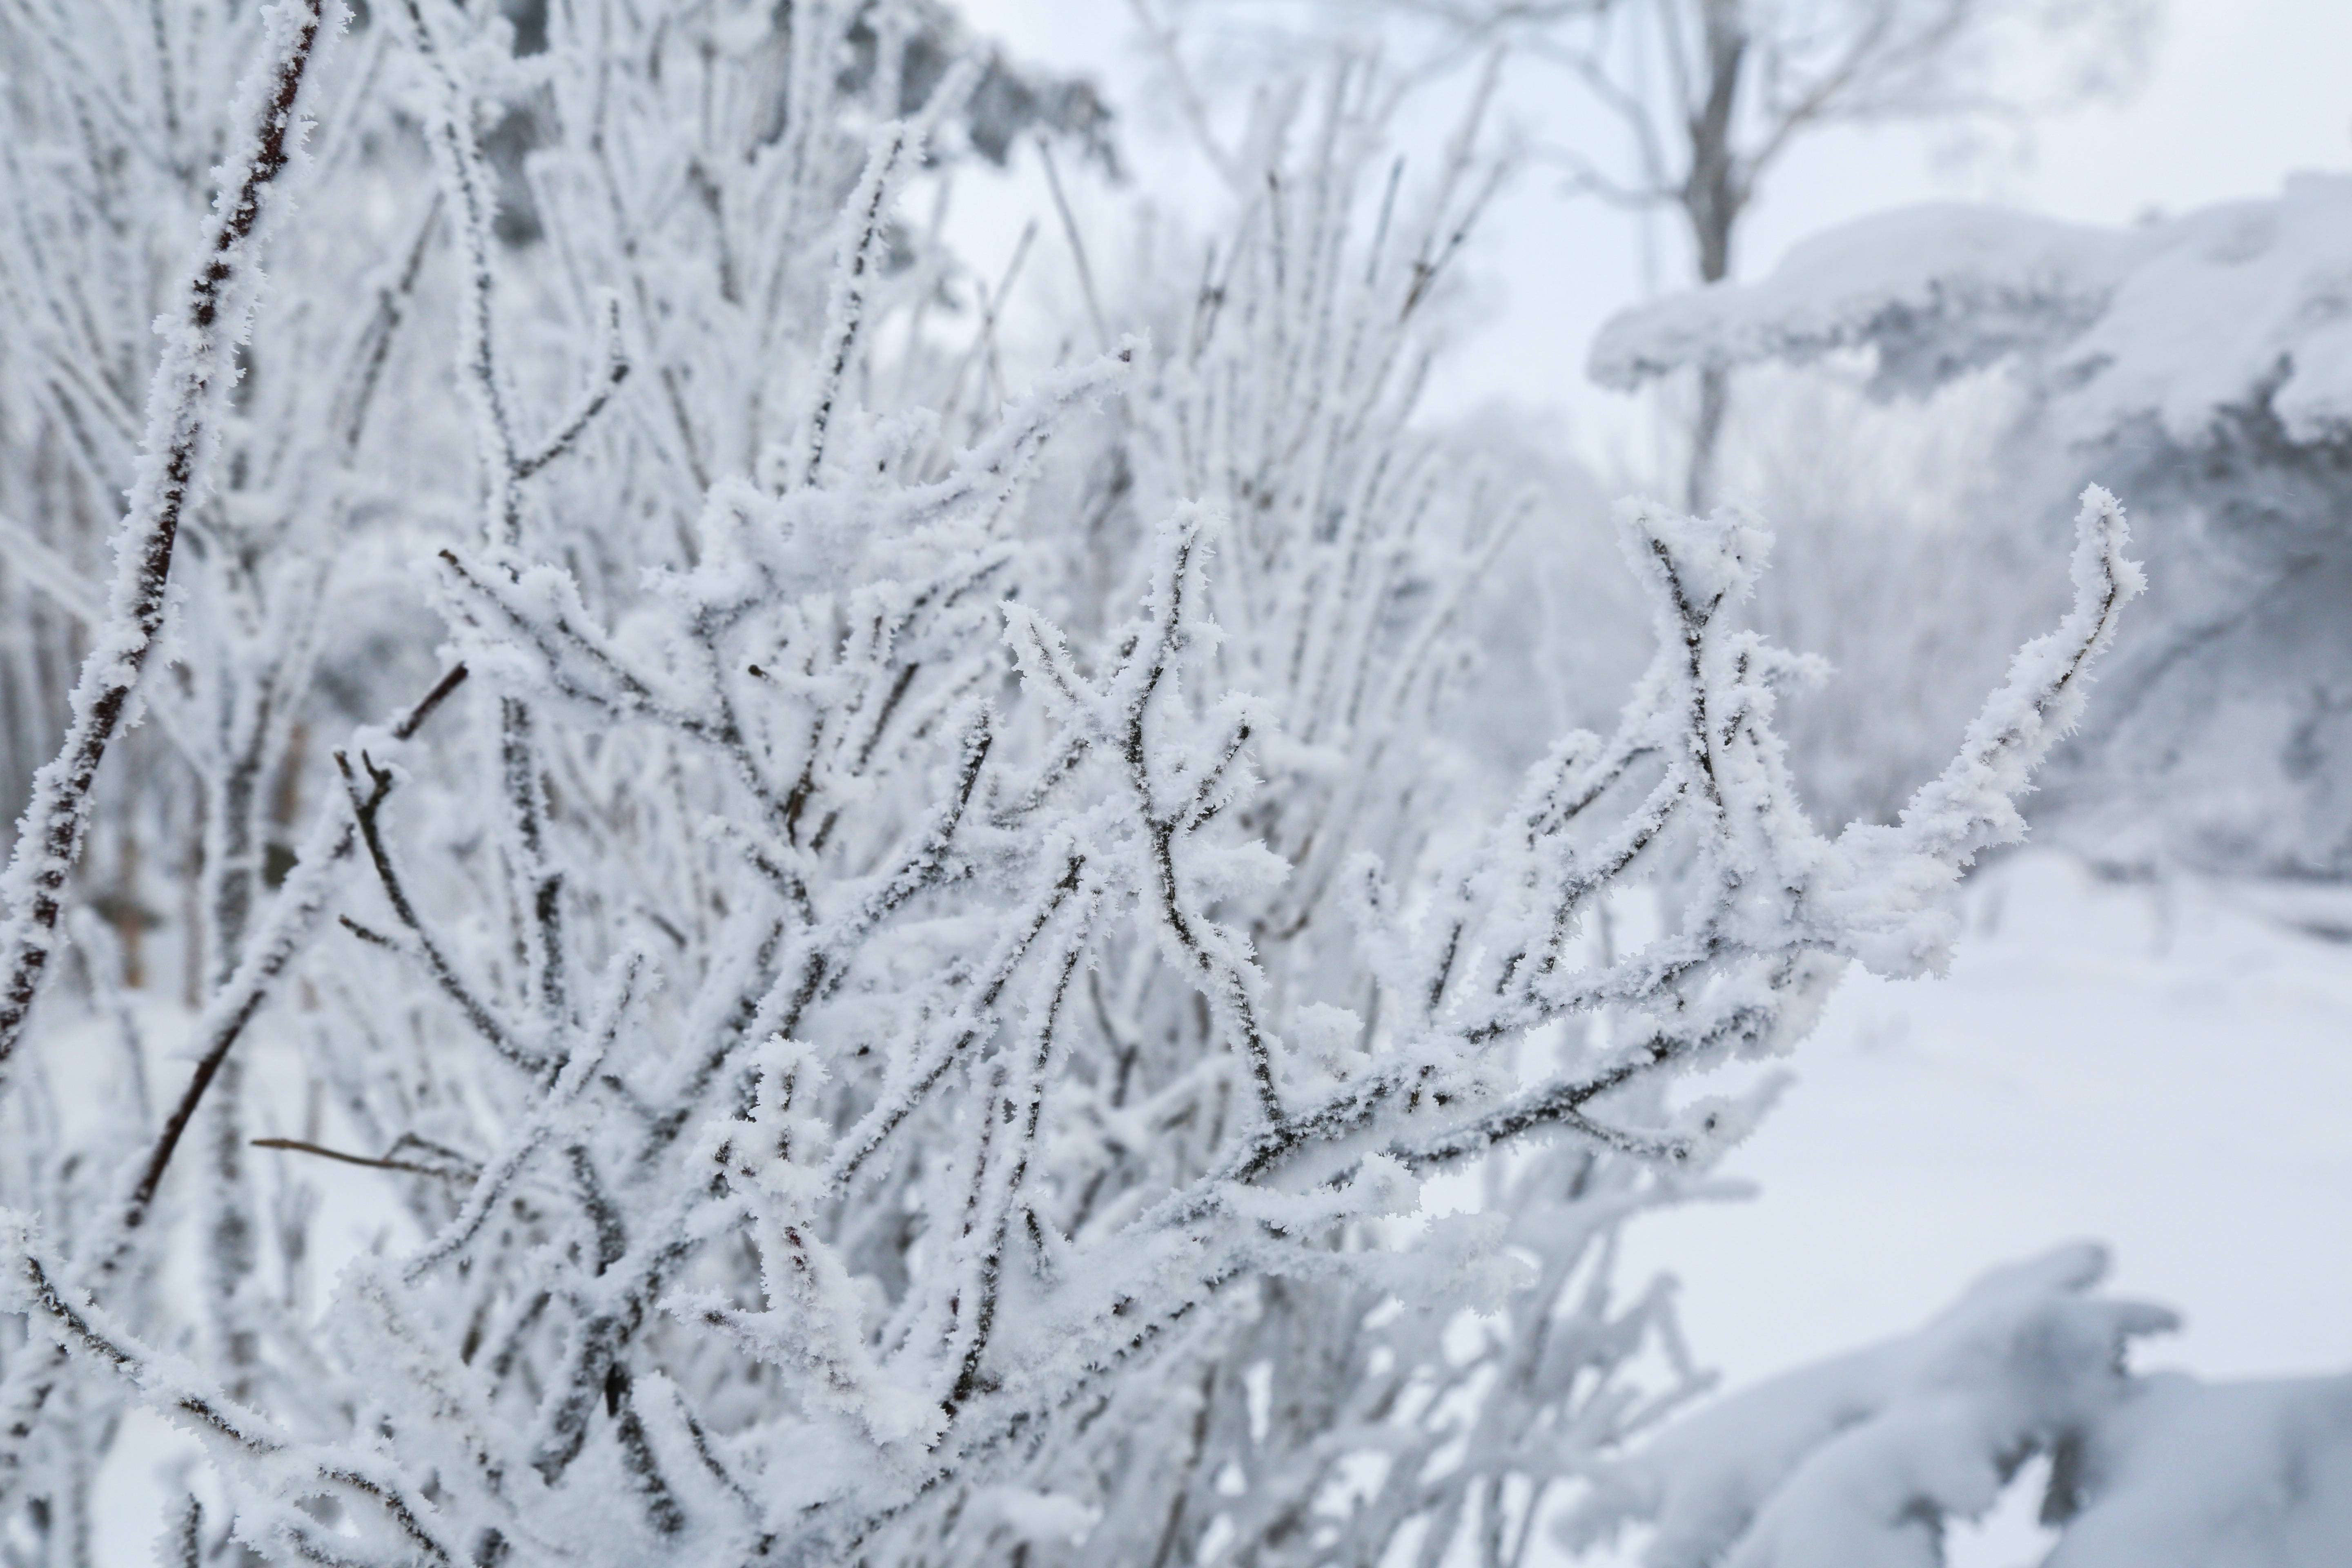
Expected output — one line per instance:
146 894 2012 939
250 1138 472 1182
1036 134 1109 354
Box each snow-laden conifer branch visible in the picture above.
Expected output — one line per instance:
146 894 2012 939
1557 1245 2250 1568
0 0 334 1084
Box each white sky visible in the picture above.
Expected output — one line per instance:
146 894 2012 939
962 0 2352 473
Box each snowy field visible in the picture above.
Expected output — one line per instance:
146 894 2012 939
1599 846 2352 1564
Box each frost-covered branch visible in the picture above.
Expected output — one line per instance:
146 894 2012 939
0 0 333 1082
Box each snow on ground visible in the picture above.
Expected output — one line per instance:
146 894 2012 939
1599 846 2352 1565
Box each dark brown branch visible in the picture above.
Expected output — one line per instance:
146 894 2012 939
0 0 332 1084
394 662 470 741
249 1138 472 1183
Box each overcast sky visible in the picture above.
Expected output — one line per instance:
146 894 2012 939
963 0 2352 470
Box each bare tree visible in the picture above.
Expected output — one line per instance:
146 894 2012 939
1380 0 2152 508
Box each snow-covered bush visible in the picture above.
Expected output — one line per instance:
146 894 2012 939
1566 1243 2352 1568
0 3 2141 1564
1590 181 2352 873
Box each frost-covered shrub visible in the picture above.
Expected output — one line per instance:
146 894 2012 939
1590 182 2352 873
1565 1244 2352 1568
0 3 2139 1565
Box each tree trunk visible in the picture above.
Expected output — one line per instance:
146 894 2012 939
1682 0 1746 513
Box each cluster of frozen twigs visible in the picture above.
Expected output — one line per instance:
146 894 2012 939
0 3 2136 1565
